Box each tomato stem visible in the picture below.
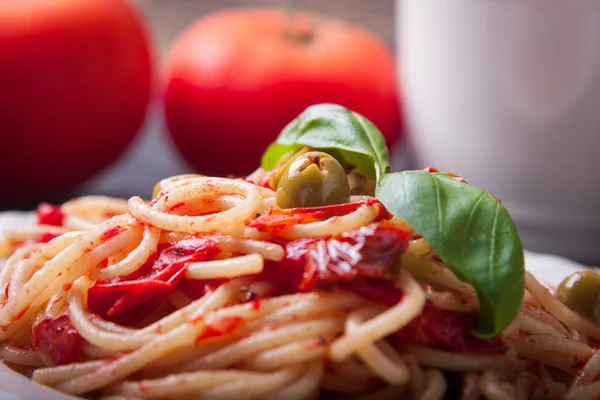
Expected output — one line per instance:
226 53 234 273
282 2 318 44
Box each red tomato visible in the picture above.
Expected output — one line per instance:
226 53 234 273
0 0 152 201
388 304 506 354
162 9 402 177
32 315 83 366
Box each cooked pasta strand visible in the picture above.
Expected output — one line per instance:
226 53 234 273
1 175 600 400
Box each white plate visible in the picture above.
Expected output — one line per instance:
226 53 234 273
0 212 591 399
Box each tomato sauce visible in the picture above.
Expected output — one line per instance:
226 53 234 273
100 226 124 242
195 316 244 342
250 299 262 311
3 283 9 301
168 202 186 212
14 306 29 321
424 166 467 184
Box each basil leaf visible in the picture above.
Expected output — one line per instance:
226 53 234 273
261 104 390 181
376 170 524 337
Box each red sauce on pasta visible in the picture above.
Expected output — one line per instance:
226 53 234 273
195 316 244 342
100 226 124 242
83 220 499 357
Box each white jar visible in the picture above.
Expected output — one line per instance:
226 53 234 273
397 0 600 264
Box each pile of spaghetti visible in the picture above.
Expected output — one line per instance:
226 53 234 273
2 175 600 400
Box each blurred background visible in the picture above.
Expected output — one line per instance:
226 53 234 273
1 0 599 263
81 0 398 199
83 0 397 198
0 0 397 205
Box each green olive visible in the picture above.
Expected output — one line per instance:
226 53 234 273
557 270 600 322
267 147 311 189
276 151 350 208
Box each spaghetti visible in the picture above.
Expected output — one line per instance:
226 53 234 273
1 174 599 400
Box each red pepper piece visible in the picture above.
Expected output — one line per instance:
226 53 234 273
36 203 65 226
249 199 391 232
259 238 321 291
178 278 229 300
87 279 177 326
88 237 220 325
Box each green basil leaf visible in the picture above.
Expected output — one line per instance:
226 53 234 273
376 170 524 337
261 104 390 181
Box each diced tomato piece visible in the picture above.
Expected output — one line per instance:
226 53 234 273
300 223 411 290
87 279 176 326
337 279 402 306
32 315 83 365
388 303 506 354
259 238 320 291
257 223 410 302
121 237 220 282
36 203 65 226
178 278 228 300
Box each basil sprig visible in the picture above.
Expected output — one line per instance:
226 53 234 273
261 104 390 181
261 104 525 337
376 171 524 337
